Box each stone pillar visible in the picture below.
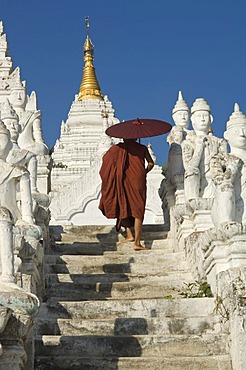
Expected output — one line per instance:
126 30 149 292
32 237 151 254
0 344 26 370
184 225 246 369
217 268 246 370
0 217 15 284
0 283 39 370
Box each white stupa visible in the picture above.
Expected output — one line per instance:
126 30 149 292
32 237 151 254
51 19 119 192
50 18 164 225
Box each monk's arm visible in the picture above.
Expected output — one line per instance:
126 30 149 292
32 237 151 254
145 148 154 174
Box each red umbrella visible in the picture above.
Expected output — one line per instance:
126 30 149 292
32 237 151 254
105 118 172 139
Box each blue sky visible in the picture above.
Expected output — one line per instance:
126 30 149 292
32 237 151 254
1 0 246 165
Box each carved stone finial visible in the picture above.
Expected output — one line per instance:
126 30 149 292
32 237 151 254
172 90 189 114
226 103 246 129
191 98 210 114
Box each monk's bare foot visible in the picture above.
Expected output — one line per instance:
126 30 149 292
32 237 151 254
134 245 149 251
120 237 134 244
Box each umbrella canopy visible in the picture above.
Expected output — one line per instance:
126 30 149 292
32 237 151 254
105 118 172 139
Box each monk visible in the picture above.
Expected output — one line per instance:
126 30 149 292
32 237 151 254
99 139 154 250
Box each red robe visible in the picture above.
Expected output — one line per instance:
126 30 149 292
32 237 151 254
99 141 148 229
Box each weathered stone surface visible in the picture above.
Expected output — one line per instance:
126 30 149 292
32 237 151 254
35 315 220 336
45 279 190 301
38 297 218 320
34 225 232 369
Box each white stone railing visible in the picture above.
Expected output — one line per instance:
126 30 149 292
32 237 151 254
50 158 102 221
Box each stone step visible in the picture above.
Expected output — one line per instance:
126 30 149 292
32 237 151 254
35 334 227 358
45 262 187 275
52 225 167 244
46 275 192 301
35 354 232 370
102 249 186 263
35 315 220 337
44 250 187 267
50 224 167 236
59 232 167 244
46 262 181 275
48 241 118 256
48 238 175 255
44 252 189 275
45 272 191 286
38 297 217 320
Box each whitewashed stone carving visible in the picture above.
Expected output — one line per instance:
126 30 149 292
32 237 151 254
182 98 227 201
167 91 190 203
159 91 190 234
7 73 49 157
0 120 34 284
211 103 246 226
18 109 49 156
1 98 50 248
1 98 39 193
8 75 27 114
164 97 246 369
0 20 47 370
0 23 50 195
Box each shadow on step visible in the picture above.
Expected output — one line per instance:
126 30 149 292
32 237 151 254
114 317 148 335
103 259 132 274
46 255 134 301
49 241 118 256
35 318 148 370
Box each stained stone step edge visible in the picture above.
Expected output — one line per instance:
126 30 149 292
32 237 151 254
38 297 218 319
34 315 222 336
35 333 228 357
45 279 194 300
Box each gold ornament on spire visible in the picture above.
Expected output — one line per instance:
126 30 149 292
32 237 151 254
78 16 103 100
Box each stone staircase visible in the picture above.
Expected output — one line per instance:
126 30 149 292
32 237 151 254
34 225 232 369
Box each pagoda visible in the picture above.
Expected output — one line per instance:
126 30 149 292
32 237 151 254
50 18 164 225
51 18 119 192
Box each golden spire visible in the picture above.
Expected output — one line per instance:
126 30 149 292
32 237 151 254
78 17 103 100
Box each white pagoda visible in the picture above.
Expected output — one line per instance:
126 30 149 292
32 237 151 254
50 19 164 226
